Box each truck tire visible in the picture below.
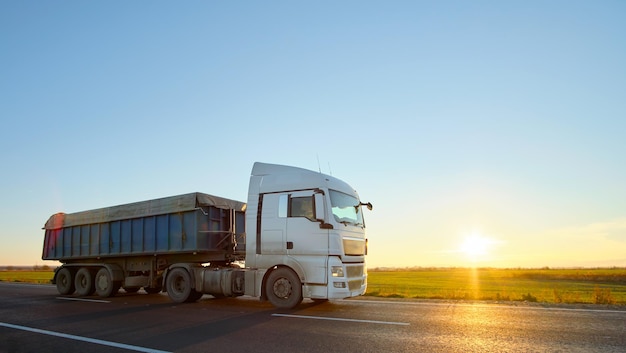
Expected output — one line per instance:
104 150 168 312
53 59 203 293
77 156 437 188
75 268 95 296
265 268 302 309
166 268 194 303
56 267 75 295
95 268 120 298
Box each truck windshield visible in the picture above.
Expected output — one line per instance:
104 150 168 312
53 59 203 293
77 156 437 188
329 190 364 226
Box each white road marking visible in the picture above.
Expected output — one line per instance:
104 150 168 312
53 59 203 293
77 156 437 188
0 322 171 353
56 297 111 303
272 313 410 326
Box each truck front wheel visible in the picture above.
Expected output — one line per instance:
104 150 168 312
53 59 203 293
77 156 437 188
265 268 302 309
56 267 75 295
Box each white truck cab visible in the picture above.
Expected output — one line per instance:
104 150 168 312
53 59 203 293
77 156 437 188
245 162 369 307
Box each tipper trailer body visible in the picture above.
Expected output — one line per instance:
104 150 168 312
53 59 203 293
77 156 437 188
42 162 371 308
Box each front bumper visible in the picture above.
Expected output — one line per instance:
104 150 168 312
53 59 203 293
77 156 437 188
327 261 367 299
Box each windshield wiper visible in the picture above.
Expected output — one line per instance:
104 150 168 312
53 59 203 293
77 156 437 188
338 220 363 228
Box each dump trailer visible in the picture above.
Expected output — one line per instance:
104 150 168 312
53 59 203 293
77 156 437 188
43 162 371 309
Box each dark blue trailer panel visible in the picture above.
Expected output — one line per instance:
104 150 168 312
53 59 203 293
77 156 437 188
42 193 246 262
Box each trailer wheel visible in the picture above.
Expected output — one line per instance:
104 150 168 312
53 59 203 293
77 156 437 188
56 267 75 295
75 268 95 296
95 268 120 298
166 268 193 303
265 268 302 309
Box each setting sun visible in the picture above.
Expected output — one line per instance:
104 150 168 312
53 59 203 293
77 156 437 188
460 233 496 261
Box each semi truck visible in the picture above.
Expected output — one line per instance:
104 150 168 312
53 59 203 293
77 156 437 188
42 162 372 309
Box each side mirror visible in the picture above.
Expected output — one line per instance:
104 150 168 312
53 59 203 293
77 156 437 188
361 202 373 211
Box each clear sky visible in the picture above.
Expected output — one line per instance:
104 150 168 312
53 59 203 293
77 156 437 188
1 1 625 268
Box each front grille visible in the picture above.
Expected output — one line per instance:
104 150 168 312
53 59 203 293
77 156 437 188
346 265 364 278
348 279 364 291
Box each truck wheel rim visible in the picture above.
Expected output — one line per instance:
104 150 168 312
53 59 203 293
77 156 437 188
273 278 292 298
97 274 108 290
173 276 185 293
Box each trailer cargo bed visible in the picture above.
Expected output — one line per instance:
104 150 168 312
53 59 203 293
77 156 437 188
42 193 246 263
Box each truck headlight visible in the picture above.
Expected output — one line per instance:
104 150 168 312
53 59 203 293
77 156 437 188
331 266 344 277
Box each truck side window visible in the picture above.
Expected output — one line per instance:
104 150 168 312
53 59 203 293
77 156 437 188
278 195 288 218
289 196 314 220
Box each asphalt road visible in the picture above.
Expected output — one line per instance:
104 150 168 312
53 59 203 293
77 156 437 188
1 282 625 353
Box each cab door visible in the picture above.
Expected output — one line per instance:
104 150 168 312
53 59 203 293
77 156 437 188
285 190 328 256
285 190 329 284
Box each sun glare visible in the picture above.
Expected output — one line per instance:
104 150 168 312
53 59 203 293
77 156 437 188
460 233 495 261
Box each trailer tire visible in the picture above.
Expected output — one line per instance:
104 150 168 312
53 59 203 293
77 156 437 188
75 268 95 296
166 268 193 303
265 267 302 309
56 267 75 295
95 268 120 298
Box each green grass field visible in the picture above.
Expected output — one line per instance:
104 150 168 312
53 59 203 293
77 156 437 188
366 268 626 305
0 270 54 284
2 268 626 305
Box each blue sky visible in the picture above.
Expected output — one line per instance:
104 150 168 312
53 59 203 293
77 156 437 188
1 1 625 267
